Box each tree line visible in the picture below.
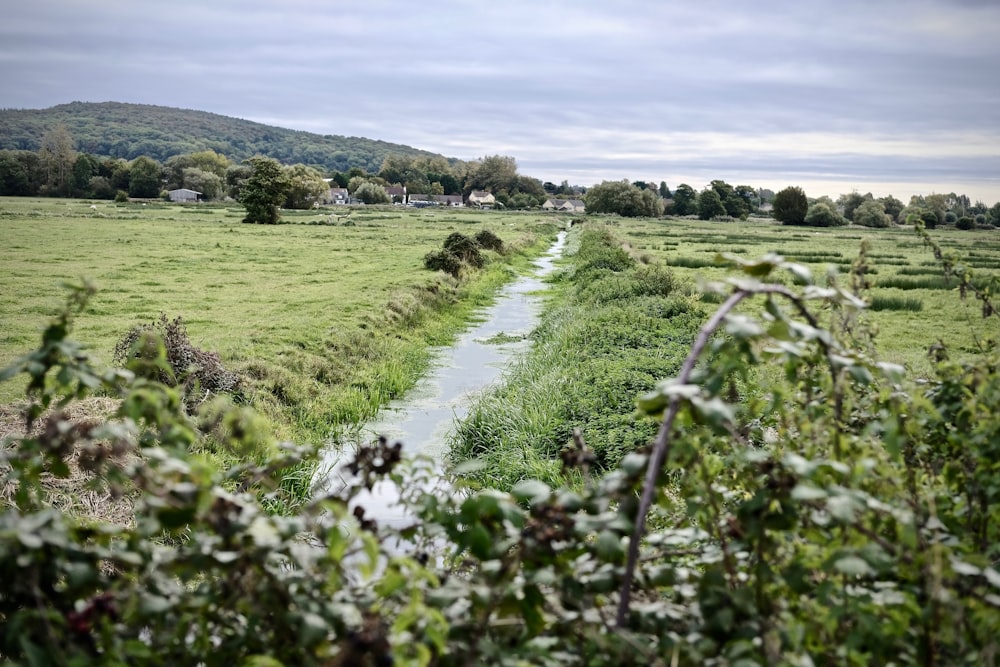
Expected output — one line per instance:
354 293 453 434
0 124 560 213
3 122 997 228
583 178 1000 229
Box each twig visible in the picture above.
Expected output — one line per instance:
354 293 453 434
616 283 845 627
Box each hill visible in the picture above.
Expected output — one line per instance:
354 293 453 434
0 101 453 173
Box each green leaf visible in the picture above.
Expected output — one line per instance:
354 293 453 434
833 555 874 577
595 530 623 562
467 524 492 560
783 262 813 284
140 594 172 614
512 479 551 504
791 484 827 501
826 494 859 523
19 636 49 667
17 531 43 549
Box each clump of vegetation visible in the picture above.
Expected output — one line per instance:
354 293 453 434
443 232 485 267
114 313 241 409
423 248 464 277
804 201 846 227
424 230 504 277
474 229 504 252
870 294 923 311
666 255 717 269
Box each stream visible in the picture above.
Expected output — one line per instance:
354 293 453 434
316 231 568 527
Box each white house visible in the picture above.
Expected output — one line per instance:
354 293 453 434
467 190 496 207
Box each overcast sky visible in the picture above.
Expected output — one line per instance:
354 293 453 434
2 0 999 203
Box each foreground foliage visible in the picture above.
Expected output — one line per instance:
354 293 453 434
2 225 999 664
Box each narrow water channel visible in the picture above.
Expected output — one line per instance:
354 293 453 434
317 230 568 526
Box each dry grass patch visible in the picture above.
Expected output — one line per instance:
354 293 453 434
0 397 137 528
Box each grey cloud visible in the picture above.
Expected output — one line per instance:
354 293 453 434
1 0 998 201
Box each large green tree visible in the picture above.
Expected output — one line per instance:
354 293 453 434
38 124 76 197
697 189 726 220
354 181 390 205
585 180 663 217
671 183 698 216
240 156 290 224
71 154 99 197
181 168 224 201
465 155 518 195
283 164 329 209
837 191 873 222
0 150 42 196
878 195 904 223
128 156 163 198
772 186 809 225
164 150 230 190
853 199 892 228
804 202 846 227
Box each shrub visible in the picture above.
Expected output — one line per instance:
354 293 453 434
443 232 485 267
772 186 808 225
945 211 958 225
113 313 241 410
114 190 128 203
474 229 504 253
853 200 892 228
423 248 463 277
804 202 845 227
957 215 975 230
921 210 939 229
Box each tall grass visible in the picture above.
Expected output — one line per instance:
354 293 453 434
450 226 703 490
665 256 718 269
869 295 923 312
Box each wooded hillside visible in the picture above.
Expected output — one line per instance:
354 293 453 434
0 101 452 173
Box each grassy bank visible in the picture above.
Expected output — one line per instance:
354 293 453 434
449 216 999 490
450 224 704 489
0 197 559 493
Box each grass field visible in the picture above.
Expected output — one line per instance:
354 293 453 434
0 197 559 444
611 216 1000 376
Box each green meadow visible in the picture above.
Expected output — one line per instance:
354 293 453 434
0 197 558 443
612 217 1000 376
450 218 1000 489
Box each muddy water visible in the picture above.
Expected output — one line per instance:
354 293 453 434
316 231 568 527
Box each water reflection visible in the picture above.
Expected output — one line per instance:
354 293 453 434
316 231 567 527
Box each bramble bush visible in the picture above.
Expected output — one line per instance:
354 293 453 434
1 225 999 665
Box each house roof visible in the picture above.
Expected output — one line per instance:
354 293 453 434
169 188 201 195
385 186 406 196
